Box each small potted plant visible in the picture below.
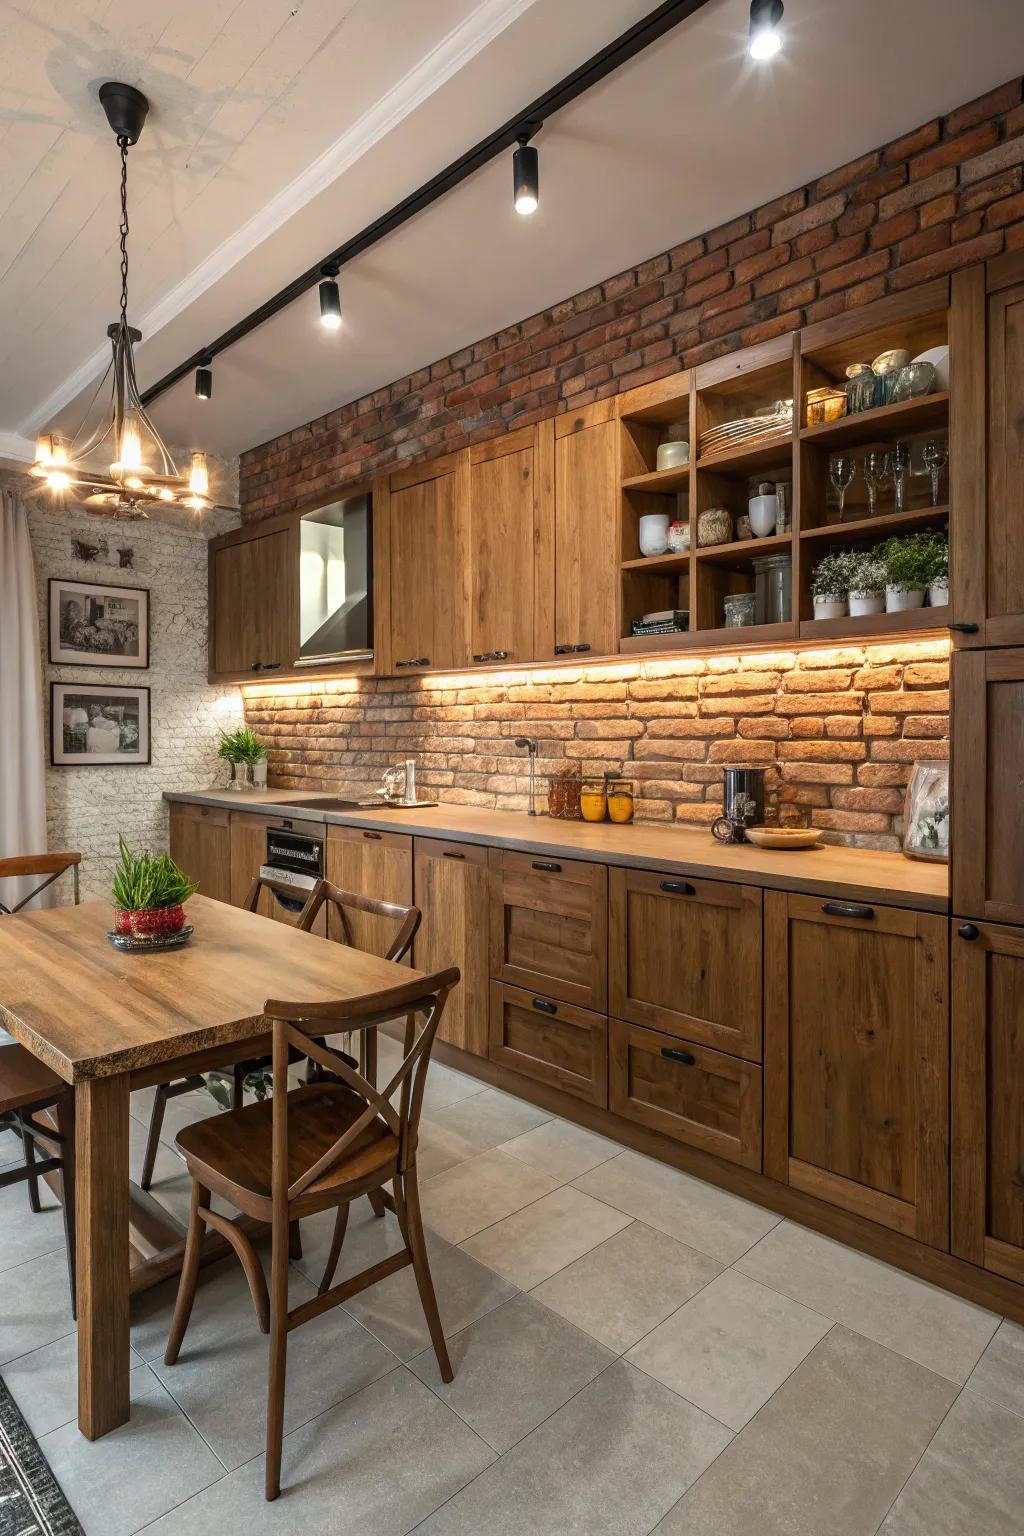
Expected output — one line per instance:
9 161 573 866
811 551 851 620
112 836 198 941
923 530 949 607
882 533 933 612
847 550 887 617
218 725 267 792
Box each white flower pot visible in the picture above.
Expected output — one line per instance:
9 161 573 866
848 590 886 617
928 580 949 608
885 585 926 612
638 513 669 557
813 597 848 620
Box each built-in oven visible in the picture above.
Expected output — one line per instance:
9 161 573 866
261 824 324 913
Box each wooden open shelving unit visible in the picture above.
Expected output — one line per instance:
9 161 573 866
615 279 953 654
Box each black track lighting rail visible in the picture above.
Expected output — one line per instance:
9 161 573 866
140 0 714 408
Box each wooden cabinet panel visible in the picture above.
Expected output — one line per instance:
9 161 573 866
326 824 413 957
952 648 1024 926
608 868 762 1061
609 1019 761 1170
168 803 231 904
386 455 469 674
489 848 607 1010
468 424 553 666
551 404 618 659
211 525 296 678
764 892 949 1247
490 982 607 1106
952 920 1024 1287
413 838 489 1056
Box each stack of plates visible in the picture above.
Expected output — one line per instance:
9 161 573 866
699 402 793 461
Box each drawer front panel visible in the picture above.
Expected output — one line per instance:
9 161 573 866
609 868 762 1060
489 982 607 1106
609 1019 762 1170
489 850 607 1009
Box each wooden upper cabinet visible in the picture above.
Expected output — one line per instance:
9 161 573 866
550 403 619 660
380 454 470 675
467 423 554 666
210 522 297 680
952 919 1024 1287
764 891 949 1249
168 803 231 904
952 648 1024 926
413 837 489 1056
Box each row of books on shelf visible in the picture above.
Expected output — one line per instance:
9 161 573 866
630 610 689 637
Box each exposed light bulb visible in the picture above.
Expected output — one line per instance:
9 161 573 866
158 487 175 501
46 470 71 491
119 420 143 470
748 0 783 58
189 451 209 498
125 476 144 490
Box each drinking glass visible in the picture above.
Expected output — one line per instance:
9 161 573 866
862 450 891 518
890 440 911 515
922 439 948 507
828 454 856 521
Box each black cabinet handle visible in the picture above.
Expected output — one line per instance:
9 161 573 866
395 657 430 668
554 642 592 655
958 923 980 940
661 1047 696 1066
443 850 465 860
363 831 382 841
250 661 281 672
532 860 562 873
949 623 979 634
822 901 875 920
472 650 510 663
532 997 557 1015
660 879 695 896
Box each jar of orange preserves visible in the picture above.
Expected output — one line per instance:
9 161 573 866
579 779 608 822
607 779 635 823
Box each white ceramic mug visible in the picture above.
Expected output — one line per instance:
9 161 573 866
639 513 670 557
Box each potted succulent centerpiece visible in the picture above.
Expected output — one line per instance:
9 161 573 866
847 551 887 617
218 725 267 792
882 532 935 613
112 836 198 941
810 551 851 620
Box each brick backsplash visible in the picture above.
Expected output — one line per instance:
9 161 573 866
238 78 1024 521
244 640 950 852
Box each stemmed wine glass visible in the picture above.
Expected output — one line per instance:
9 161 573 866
890 441 911 516
828 454 856 521
922 439 948 507
862 450 891 518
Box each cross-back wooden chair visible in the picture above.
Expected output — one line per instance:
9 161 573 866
164 964 461 1501
0 851 80 914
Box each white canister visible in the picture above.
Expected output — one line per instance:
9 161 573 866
639 513 670 557
813 597 848 620
656 440 690 471
928 580 949 608
748 493 778 538
848 591 886 617
886 586 926 613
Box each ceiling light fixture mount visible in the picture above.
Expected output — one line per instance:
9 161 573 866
29 82 209 519
748 0 783 59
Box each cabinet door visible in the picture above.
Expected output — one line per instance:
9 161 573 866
468 423 553 666
489 849 607 1010
168 803 231 904
385 454 470 674
227 814 326 929
609 1020 762 1170
211 525 296 678
609 868 762 1061
413 838 489 1055
551 404 619 659
952 648 1024 926
764 892 949 1248
326 824 413 956
952 919 1024 1286
490 982 607 1106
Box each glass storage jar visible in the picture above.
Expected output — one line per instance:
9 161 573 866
579 779 608 822
606 779 635 823
723 592 756 628
547 769 582 820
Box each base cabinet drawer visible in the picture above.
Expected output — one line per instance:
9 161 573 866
609 1019 762 1171
489 849 607 1010
489 982 607 1106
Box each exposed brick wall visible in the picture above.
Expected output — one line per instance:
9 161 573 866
243 640 950 851
239 78 1024 521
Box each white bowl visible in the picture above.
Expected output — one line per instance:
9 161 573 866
910 345 950 392
656 440 690 471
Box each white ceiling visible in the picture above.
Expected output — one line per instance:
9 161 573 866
2 0 1022 468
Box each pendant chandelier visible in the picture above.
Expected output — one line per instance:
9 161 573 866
30 82 209 520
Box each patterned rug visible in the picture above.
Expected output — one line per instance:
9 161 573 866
0 1377 83 1535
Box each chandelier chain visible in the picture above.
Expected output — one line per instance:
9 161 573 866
118 135 130 331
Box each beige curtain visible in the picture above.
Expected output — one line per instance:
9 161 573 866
0 485 48 910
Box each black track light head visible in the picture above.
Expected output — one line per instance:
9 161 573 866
748 0 783 59
195 357 213 400
319 266 342 329
513 126 540 217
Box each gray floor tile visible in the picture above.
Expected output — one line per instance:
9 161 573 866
40 1373 224 1536
131 1249 302 1363
0 1251 76 1365
291 1199 407 1294
573 1151 780 1264
378 1034 486 1114
421 1089 553 1164
967 1318 1024 1419
419 1148 558 1243
1 1332 147 1437
736 1221 999 1384
502 1118 621 1182
409 1292 615 1452
0 1165 66 1274
653 1326 956 1536
415 1359 732 1536
879 1388 1024 1535
460 1185 632 1289
531 1221 723 1354
627 1268 831 1430
140 1367 494 1535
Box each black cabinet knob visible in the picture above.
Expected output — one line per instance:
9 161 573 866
958 923 980 940
949 623 979 634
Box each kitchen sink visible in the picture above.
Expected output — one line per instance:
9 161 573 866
277 796 369 810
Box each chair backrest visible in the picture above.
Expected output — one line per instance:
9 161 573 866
263 966 460 1211
0 853 81 915
298 878 420 964
243 871 317 923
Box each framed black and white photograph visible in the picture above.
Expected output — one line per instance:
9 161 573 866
50 682 151 766
48 578 149 667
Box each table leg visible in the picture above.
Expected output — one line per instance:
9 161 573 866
76 1075 130 1439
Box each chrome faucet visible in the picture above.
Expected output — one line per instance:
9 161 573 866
514 737 539 815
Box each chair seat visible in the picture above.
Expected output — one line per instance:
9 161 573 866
175 1083 399 1218
0 1043 66 1114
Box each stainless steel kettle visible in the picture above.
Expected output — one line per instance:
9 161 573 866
711 766 767 844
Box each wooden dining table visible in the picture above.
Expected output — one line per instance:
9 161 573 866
0 894 423 1441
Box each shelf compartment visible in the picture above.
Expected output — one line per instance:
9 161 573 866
621 551 689 572
696 533 793 566
799 605 949 641
800 393 949 448
800 506 949 545
695 434 794 476
687 620 796 648
622 464 690 494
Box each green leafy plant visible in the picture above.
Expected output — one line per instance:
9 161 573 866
881 531 945 593
205 1069 273 1108
217 726 266 766
847 551 887 595
810 550 854 600
112 836 199 911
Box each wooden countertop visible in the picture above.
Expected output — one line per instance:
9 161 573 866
165 791 949 912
